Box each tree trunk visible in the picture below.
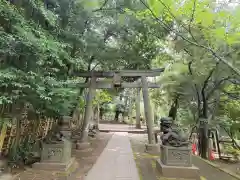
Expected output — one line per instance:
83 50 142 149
114 110 120 122
99 107 103 120
80 77 96 142
199 91 209 159
168 96 179 120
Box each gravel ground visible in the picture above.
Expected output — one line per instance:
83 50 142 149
214 159 240 175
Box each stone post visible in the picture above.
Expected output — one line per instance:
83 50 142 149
141 76 153 144
135 88 141 129
128 96 133 123
80 77 96 142
96 103 100 130
60 116 72 140
124 94 129 107
123 94 129 122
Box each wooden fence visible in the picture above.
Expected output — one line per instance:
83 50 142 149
0 118 57 155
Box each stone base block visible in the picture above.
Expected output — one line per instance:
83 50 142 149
156 159 200 180
32 157 77 171
73 148 93 158
160 145 192 167
145 144 160 153
76 142 90 150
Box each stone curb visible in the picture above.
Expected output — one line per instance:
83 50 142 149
194 155 240 180
99 129 147 134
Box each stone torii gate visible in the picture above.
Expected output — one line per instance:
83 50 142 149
78 69 164 145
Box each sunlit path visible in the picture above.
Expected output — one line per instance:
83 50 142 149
84 132 140 180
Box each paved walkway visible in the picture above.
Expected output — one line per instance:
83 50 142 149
84 132 140 180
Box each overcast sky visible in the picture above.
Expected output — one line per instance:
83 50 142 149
216 0 239 8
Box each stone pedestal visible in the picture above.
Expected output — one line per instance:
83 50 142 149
156 145 200 179
33 139 78 179
160 145 192 166
145 144 160 153
40 140 72 163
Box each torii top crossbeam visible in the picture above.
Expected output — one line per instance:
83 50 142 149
77 68 165 78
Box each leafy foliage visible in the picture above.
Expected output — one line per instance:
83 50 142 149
0 0 165 120
1 0 240 162
143 0 240 156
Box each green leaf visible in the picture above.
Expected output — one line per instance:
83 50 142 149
147 0 164 17
195 10 214 26
226 32 240 45
118 14 126 25
213 27 226 40
83 0 100 9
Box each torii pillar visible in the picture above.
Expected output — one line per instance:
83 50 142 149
141 76 159 152
135 88 141 129
141 76 154 144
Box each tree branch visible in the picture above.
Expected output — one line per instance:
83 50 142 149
228 79 240 85
202 62 219 92
188 0 197 42
91 63 100 71
188 60 201 116
92 0 123 13
222 90 240 100
200 62 219 117
139 0 240 76
183 48 192 56
157 0 198 42
92 0 109 12
208 99 229 105
206 76 231 100
189 0 197 26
